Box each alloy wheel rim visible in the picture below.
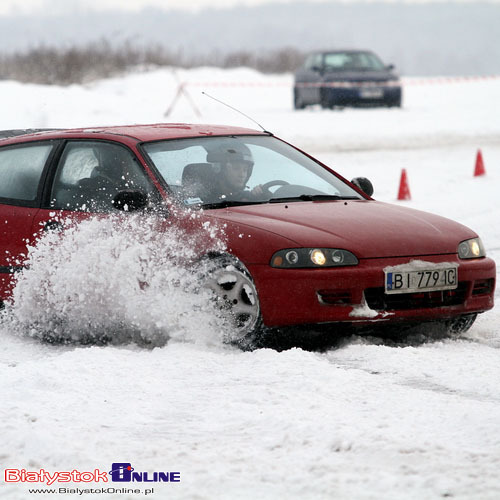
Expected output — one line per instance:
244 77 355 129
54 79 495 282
207 265 260 336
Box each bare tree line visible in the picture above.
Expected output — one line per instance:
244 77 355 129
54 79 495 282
0 41 304 85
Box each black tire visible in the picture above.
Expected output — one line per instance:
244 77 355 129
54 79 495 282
387 96 402 108
293 88 305 110
203 256 263 349
446 314 477 335
320 87 332 109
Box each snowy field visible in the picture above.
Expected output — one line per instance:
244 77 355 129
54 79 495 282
1 68 500 500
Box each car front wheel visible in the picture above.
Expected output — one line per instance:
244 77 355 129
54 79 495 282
446 313 477 335
320 87 332 109
293 88 306 110
204 256 263 349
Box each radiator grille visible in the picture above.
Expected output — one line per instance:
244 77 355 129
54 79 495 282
364 282 468 311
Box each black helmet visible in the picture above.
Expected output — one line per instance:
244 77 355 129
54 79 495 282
206 143 254 167
206 142 254 184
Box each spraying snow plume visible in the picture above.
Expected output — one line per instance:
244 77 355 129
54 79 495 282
2 212 230 347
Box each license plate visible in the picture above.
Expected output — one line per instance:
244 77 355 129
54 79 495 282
359 88 383 99
385 266 458 294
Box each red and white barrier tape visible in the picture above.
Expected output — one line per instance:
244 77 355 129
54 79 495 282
164 74 499 116
177 74 500 89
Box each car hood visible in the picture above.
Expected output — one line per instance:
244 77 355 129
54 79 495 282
207 200 476 259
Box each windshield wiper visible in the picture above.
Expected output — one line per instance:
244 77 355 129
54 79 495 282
201 195 362 209
200 200 269 209
269 194 361 203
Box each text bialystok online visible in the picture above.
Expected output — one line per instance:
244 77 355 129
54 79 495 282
4 467 181 485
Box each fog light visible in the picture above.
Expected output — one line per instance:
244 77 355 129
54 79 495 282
310 249 326 266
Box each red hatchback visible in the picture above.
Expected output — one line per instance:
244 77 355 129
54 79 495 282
0 124 495 347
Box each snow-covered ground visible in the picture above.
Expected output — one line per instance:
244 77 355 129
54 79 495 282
1 67 500 500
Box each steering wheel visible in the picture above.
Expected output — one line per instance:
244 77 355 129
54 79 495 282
261 180 290 192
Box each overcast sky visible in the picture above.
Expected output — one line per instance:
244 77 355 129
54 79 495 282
0 0 495 16
4 0 302 16
1 0 498 77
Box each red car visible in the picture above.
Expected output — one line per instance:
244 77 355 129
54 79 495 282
0 124 495 347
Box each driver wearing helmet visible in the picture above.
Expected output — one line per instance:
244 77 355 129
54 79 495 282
206 143 266 202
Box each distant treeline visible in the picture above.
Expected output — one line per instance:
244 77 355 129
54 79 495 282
0 41 304 85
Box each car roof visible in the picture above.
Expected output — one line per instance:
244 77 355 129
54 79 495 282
315 49 375 56
0 123 265 145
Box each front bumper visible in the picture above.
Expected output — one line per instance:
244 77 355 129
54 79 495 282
249 254 495 328
323 84 402 107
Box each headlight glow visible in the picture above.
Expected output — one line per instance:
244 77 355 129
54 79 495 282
270 248 358 268
310 249 326 266
458 238 485 259
471 240 481 256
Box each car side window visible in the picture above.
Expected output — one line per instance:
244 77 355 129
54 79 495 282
145 143 208 197
304 54 322 71
50 141 155 212
0 143 53 202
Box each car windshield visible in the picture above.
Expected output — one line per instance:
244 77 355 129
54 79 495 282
142 135 363 208
324 51 386 71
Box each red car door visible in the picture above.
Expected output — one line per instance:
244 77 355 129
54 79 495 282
0 141 56 300
0 205 41 299
32 139 161 253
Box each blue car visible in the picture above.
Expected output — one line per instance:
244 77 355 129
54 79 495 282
294 50 402 109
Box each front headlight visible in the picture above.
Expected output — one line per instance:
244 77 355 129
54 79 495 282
458 238 485 259
271 248 358 268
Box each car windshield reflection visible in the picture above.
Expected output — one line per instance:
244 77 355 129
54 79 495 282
324 51 386 72
142 135 363 209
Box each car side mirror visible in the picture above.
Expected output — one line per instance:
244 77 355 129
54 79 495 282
112 190 148 212
351 177 374 197
386 64 395 70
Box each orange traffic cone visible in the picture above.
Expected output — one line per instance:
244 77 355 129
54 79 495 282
474 149 486 177
397 168 411 200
